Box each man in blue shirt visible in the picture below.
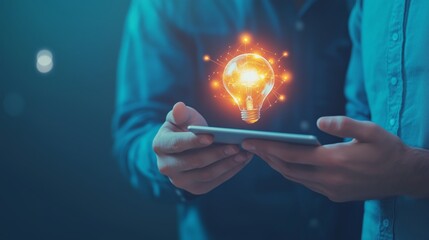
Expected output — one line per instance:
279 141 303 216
242 1 429 239
114 0 361 239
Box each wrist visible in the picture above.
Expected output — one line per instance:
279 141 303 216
401 146 429 198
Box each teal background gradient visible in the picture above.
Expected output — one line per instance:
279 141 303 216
0 1 177 239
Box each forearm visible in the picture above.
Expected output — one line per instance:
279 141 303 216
116 121 190 203
403 146 429 198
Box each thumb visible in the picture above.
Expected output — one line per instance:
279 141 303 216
166 102 208 128
317 116 380 142
170 102 191 126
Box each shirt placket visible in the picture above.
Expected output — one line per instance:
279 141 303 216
382 0 407 239
387 2 404 136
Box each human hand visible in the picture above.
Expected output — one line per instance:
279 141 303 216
242 116 412 202
153 102 253 195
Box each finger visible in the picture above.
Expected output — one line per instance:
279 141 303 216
166 102 207 129
259 152 327 192
166 102 190 127
153 130 213 154
262 152 321 184
183 151 252 182
269 160 344 202
317 116 381 142
242 139 328 165
188 153 253 195
174 144 242 171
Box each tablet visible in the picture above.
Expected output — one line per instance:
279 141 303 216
187 125 320 146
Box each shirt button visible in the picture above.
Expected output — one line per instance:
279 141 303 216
390 77 398 86
391 33 399 41
389 118 396 126
382 219 390 228
300 120 309 131
295 20 305 32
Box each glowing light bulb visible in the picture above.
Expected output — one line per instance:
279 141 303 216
223 53 274 123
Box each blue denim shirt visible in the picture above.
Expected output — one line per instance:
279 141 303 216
114 0 362 239
346 1 429 239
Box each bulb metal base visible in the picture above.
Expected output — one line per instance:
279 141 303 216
241 110 260 124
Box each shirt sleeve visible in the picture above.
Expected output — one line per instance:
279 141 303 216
345 0 371 121
112 0 197 203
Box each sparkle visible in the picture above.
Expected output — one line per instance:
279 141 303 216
240 33 251 44
281 72 292 83
211 80 220 89
203 55 210 61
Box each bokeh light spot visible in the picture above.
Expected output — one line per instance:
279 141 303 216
36 49 54 73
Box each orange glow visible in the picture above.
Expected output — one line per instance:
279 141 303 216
203 33 290 123
240 33 251 44
211 80 220 89
222 53 275 123
232 97 241 105
281 72 292 83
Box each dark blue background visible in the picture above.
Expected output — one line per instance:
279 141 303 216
0 1 177 239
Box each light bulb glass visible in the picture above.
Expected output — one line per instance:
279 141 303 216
223 53 274 123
